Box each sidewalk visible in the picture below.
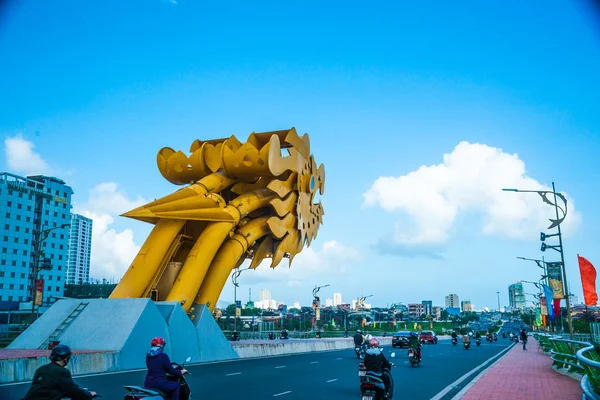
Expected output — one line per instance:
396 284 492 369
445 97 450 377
461 337 582 399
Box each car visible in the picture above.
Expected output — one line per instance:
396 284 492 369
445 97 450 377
392 331 411 348
419 331 438 344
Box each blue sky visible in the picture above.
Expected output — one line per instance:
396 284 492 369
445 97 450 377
1 0 599 309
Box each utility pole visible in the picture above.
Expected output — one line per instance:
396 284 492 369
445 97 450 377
496 291 500 312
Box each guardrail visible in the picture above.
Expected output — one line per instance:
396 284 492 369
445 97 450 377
221 330 396 340
534 333 600 400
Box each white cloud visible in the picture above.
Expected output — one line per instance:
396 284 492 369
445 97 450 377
363 141 581 251
3 134 51 176
73 183 148 280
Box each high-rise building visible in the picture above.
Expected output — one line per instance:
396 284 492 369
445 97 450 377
508 283 526 310
0 173 73 305
259 288 271 302
333 292 342 306
461 300 475 312
325 298 333 307
66 214 92 284
445 294 459 308
422 300 433 315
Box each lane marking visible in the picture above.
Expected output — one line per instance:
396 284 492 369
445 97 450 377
275 366 286 369
273 391 292 396
336 357 343 360
226 372 242 376
309 361 319 364
326 379 338 383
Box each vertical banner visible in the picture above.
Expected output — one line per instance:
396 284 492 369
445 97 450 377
542 284 555 321
235 300 241 317
35 279 44 306
553 299 561 321
540 297 548 316
547 262 565 299
535 308 542 326
578 255 598 306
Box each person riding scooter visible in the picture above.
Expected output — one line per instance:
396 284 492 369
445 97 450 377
22 344 96 400
145 337 188 400
407 332 422 361
363 338 393 397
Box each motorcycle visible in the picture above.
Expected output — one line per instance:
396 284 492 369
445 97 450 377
123 356 192 400
493 334 498 342
408 348 421 367
360 353 395 400
502 333 507 339
61 390 101 399
464 341 470 350
452 337 458 346
476 338 481 346
358 361 367 382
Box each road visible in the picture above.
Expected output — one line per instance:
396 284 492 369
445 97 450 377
1 337 513 399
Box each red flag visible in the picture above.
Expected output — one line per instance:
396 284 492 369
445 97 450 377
553 298 561 319
578 255 598 306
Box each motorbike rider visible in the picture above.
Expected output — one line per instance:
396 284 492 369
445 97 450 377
407 331 422 361
462 332 471 346
22 344 96 400
354 330 364 347
364 331 373 342
363 338 392 396
145 337 188 400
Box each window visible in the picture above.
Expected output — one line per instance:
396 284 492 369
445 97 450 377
7 201 11 207
60 234 64 239
5 212 9 218
14 237 18 243
47 286 51 291
25 228 29 233
57 276 61 281
20 273 25 278
46 199 50 205
24 239 28 244
45 210 49 216
55 190 59 195
62 214 66 219
10 272 15 278
22 261 26 267
58 265 62 270
59 245 63 250
12 249 17 255
64 192 68 197
48 275 52 280
16 215 20 220
0 260 4 265
19 284 24 290
27 206 31 211
22 250 27 256
56 286 60 292
58 255 62 260
9 284 14 289
0 271 3 277
17 203 22 209
51 243 55 248
11 260 16 266
4 224 8 229
52 233 56 238
53 212 57 217
8 296 12 301
1 248 6 253
3 236 6 241
15 226 19 232
0 284 3 289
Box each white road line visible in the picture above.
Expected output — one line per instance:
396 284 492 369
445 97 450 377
336 357 343 360
226 372 242 376
326 379 338 383
273 391 292 397
275 366 286 369
309 361 319 364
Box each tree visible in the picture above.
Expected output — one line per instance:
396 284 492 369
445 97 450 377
440 310 449 321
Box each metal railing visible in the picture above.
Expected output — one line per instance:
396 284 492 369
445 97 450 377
534 333 600 400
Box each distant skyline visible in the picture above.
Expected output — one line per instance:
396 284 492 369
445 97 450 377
1 1 599 309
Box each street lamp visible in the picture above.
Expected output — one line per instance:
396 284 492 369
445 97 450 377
503 183 574 339
231 267 252 338
30 223 70 323
312 284 330 333
496 291 500 312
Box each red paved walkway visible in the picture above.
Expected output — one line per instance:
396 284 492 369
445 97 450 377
461 337 582 399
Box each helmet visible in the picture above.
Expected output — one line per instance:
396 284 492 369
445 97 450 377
369 338 379 347
410 332 417 337
50 344 72 362
356 330 362 334
151 337 166 348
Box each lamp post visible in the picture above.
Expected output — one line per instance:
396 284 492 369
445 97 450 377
496 291 501 312
503 183 573 339
30 224 70 323
312 284 330 332
231 267 252 338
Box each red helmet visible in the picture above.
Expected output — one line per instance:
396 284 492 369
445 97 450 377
151 337 166 347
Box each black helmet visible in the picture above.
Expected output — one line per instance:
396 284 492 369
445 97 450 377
50 344 72 362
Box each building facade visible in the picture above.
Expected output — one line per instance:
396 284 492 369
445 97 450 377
259 288 271 302
325 298 333 307
445 294 459 308
508 283 526 310
408 303 425 317
0 173 73 305
422 300 433 315
66 214 93 284
461 300 475 312
333 292 342 306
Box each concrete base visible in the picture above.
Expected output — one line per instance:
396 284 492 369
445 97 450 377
8 298 238 370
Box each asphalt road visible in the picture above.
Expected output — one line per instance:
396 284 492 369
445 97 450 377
1 337 512 400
